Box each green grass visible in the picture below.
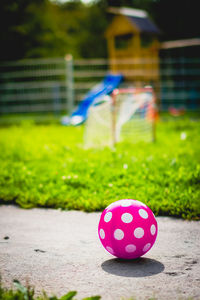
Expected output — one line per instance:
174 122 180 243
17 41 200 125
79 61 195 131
0 116 200 220
0 279 195 300
0 279 100 300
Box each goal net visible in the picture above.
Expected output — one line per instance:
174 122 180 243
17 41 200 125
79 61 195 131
84 87 156 148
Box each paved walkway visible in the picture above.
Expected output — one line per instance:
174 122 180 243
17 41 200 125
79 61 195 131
0 205 200 300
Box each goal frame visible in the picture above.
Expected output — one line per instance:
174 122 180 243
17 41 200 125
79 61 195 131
111 87 157 147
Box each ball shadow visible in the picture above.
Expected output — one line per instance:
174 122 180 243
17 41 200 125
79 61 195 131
101 257 164 277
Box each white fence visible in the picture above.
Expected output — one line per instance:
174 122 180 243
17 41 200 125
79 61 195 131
0 57 73 115
0 56 200 119
73 57 200 111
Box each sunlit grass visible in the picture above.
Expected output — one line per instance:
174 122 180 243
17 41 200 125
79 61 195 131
0 116 200 220
0 279 100 300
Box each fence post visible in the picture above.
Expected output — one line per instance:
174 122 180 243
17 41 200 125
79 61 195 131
65 54 74 114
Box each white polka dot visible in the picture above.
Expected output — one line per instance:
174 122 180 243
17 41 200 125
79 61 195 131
106 246 114 254
120 200 133 207
104 212 112 222
125 244 136 253
139 209 148 219
121 213 133 223
143 243 151 252
134 227 144 239
150 224 156 235
114 229 124 240
135 200 147 208
99 229 105 239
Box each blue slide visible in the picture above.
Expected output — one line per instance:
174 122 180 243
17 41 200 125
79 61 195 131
66 73 123 125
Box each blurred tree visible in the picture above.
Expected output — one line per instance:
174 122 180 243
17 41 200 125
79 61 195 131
77 2 109 58
55 0 109 58
0 0 199 61
0 0 109 60
55 0 89 58
0 0 69 60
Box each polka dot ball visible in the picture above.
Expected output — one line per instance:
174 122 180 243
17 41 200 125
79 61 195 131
98 199 158 259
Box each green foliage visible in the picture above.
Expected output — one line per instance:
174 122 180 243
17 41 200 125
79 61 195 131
0 0 67 60
0 0 109 61
0 0 199 61
59 291 77 300
1 0 200 61
0 279 100 300
13 280 32 300
0 117 200 220
76 3 109 58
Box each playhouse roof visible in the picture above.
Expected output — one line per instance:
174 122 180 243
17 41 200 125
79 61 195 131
107 7 160 35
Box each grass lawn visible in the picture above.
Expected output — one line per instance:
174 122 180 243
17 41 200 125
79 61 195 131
0 116 200 220
0 279 100 300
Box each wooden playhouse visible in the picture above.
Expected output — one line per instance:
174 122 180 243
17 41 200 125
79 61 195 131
105 7 161 89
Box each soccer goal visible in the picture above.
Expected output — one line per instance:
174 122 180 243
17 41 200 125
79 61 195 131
84 87 157 148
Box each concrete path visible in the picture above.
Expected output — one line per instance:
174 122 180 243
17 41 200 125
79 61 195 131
0 205 200 300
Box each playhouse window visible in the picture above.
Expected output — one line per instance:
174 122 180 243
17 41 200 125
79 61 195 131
115 33 133 49
141 34 153 47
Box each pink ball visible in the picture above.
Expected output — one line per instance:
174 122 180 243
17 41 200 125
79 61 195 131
98 199 157 259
